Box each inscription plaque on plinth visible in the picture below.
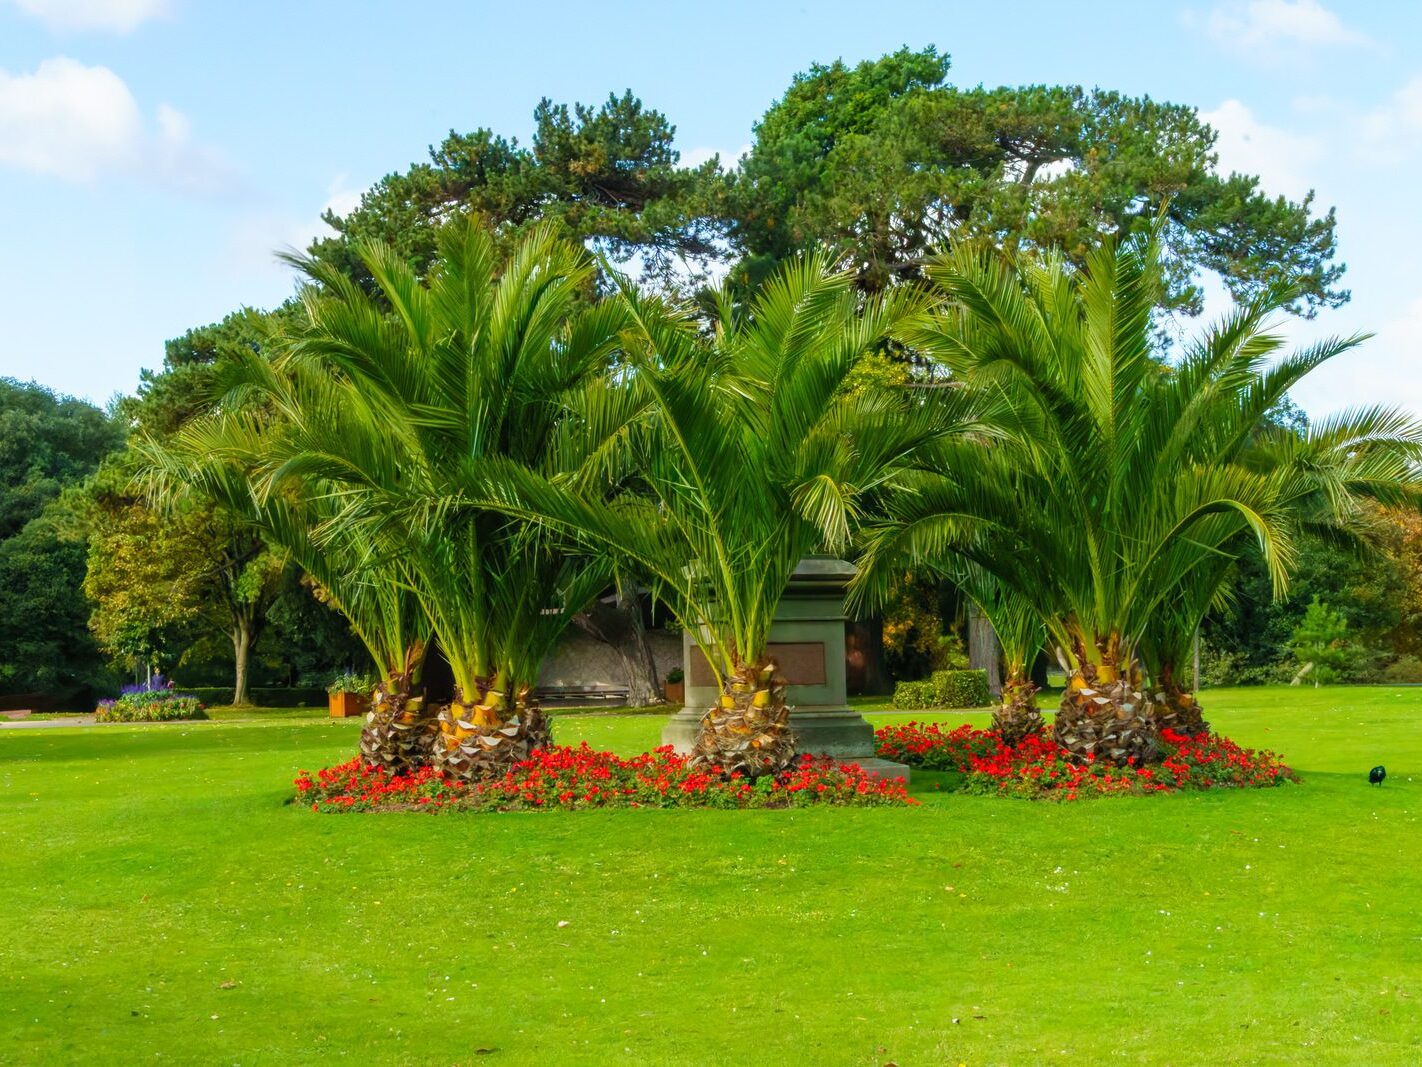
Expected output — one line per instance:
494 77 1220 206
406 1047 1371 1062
660 558 909 781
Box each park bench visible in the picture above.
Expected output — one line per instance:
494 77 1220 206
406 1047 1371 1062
535 683 630 707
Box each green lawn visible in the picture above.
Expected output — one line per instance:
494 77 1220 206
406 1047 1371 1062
2 688 1419 1064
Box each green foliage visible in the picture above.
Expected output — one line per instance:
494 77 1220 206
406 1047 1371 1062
890 679 938 710
0 380 122 699
0 378 123 539
932 669 993 709
732 47 1344 315
311 91 722 291
891 669 991 710
96 690 207 722
181 686 326 708
480 247 981 686
326 671 375 696
857 228 1422 691
1289 598 1363 685
159 221 630 704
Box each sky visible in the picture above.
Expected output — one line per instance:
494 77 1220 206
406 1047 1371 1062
1 0 1419 419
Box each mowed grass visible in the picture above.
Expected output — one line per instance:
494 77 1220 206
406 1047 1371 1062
2 689 1420 1065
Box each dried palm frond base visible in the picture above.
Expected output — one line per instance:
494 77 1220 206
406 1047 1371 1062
992 678 1045 746
430 691 553 782
1150 686 1210 736
1054 675 1160 766
359 690 438 773
689 662 794 779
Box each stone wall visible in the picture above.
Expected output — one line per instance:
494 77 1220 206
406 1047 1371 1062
536 629 683 689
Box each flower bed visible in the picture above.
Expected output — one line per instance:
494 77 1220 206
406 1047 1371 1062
97 677 207 723
874 721 1294 800
295 744 916 812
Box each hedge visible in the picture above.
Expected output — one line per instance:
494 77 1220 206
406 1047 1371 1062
891 669 993 710
183 686 327 708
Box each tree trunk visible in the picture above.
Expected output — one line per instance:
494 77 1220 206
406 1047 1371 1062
1054 655 1159 766
431 675 551 782
992 673 1044 745
231 620 253 706
572 587 664 706
689 657 793 779
967 602 1003 696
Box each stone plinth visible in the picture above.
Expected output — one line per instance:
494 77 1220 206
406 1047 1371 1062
660 557 909 782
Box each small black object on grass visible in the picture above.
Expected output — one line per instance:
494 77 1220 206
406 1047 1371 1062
1369 765 1387 786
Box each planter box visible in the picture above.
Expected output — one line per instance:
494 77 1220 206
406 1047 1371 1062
663 680 684 704
328 691 370 719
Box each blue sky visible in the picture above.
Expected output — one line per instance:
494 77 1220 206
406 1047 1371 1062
1 0 1419 417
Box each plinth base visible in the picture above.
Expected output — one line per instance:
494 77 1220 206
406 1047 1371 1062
660 705 910 782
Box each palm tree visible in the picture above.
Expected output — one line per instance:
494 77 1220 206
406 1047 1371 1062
139 396 438 768
480 255 991 776
859 229 1422 763
155 219 638 779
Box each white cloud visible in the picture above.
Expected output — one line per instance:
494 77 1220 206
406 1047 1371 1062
1186 1 1369 55
222 176 371 281
321 175 362 221
0 56 236 193
0 57 141 179
1200 99 1322 199
679 143 751 170
1360 75 1422 161
1285 297 1422 418
6 0 168 33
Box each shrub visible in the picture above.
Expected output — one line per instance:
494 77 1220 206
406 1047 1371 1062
96 677 207 723
665 667 684 684
891 679 938 710
931 668 991 708
874 722 1294 800
1382 655 1422 684
182 686 327 707
327 672 375 696
890 669 992 710
295 745 917 812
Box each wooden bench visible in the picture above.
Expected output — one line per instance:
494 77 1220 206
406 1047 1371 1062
535 684 630 707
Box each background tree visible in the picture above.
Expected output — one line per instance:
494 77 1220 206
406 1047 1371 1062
1289 598 1359 685
0 379 122 701
84 455 283 703
311 91 723 291
729 46 1344 315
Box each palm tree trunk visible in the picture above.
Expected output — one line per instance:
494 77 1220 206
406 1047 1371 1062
992 672 1044 745
1150 662 1210 736
431 673 552 781
359 647 437 772
690 657 794 778
1053 644 1160 765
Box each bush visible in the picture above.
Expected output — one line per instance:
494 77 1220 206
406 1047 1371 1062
96 677 207 723
891 669 992 710
932 668 991 708
327 672 375 696
891 679 938 709
182 686 326 708
1382 655 1422 684
295 745 917 812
